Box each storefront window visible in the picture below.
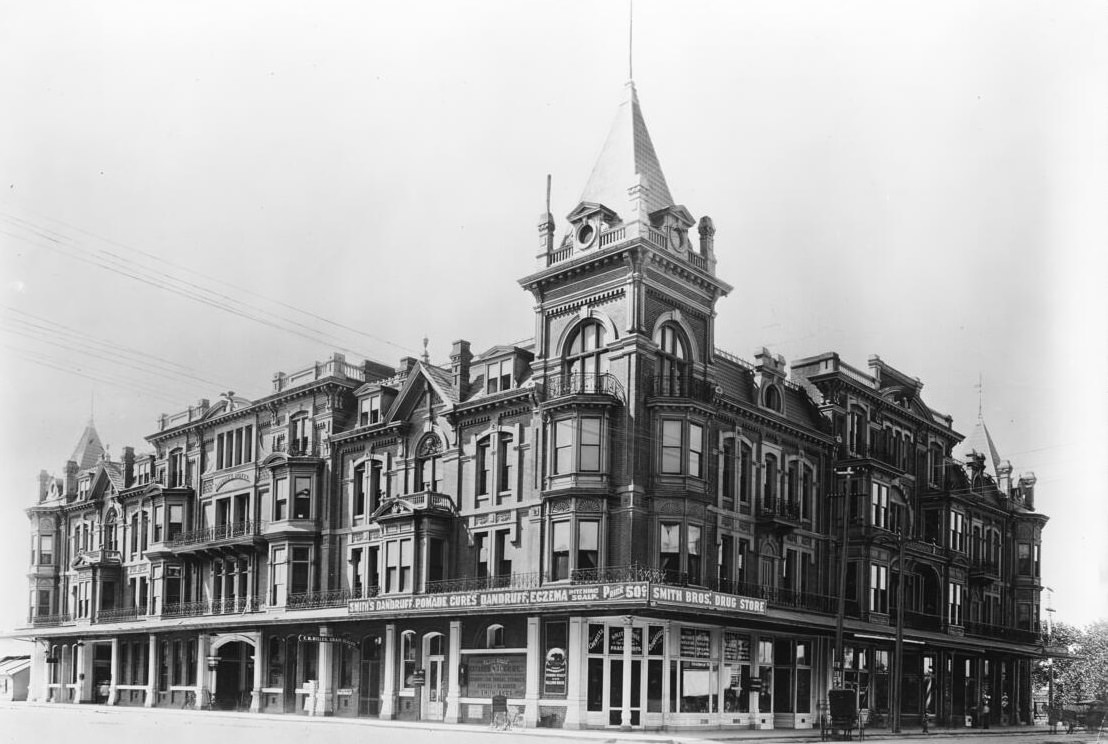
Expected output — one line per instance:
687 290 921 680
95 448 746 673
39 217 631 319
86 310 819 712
671 628 714 713
723 632 751 713
758 640 773 713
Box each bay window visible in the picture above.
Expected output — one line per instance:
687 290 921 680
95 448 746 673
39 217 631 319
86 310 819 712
552 415 603 475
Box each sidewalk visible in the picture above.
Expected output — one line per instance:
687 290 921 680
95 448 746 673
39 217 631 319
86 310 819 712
0 700 1064 744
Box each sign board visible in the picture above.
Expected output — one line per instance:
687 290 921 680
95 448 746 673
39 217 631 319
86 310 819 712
349 582 768 618
409 669 426 686
463 654 526 699
542 648 566 696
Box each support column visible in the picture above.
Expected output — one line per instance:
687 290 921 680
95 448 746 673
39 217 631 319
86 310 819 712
444 620 462 724
379 623 397 719
524 616 541 727
196 633 209 710
74 641 89 703
315 626 334 716
37 642 51 703
107 637 120 705
251 631 264 712
620 616 633 731
563 617 584 729
145 634 157 707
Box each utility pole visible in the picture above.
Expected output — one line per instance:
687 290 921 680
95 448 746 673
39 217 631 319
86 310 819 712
832 467 855 690
892 529 906 733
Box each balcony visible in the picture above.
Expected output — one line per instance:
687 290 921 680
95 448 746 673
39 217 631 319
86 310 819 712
427 572 540 594
892 609 944 633
964 620 1042 645
645 374 718 404
969 557 1001 584
167 520 264 556
542 372 624 403
73 549 122 567
272 440 321 458
30 613 73 627
160 595 264 618
94 607 148 624
755 497 802 533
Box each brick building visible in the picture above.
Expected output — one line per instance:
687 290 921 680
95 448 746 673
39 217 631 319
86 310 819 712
14 80 1047 731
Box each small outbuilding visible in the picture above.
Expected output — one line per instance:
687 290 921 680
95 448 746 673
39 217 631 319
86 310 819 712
0 656 31 702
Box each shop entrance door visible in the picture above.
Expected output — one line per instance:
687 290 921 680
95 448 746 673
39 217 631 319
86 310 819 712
608 659 642 727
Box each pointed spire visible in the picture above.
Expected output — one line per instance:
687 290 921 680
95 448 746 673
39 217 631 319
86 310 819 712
69 420 106 470
577 80 675 221
961 416 1003 479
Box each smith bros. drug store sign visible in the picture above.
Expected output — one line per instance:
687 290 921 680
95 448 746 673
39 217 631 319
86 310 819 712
348 582 768 617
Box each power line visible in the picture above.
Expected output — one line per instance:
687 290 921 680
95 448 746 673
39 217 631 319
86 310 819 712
2 344 185 405
0 210 420 359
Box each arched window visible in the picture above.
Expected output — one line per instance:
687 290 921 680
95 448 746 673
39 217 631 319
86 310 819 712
654 324 689 395
401 631 417 690
563 321 609 386
103 511 118 552
415 435 443 492
486 624 505 649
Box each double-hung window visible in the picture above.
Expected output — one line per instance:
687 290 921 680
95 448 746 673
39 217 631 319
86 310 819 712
869 564 888 613
550 519 600 581
947 582 964 626
385 538 413 593
948 511 965 552
659 419 704 478
486 359 512 394
359 395 382 427
658 522 703 585
871 483 889 530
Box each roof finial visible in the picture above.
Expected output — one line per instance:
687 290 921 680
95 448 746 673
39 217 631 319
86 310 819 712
89 390 95 425
546 173 552 214
975 372 983 419
628 0 634 81
421 335 430 364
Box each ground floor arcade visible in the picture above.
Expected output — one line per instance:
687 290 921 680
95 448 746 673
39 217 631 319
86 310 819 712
25 585 1040 731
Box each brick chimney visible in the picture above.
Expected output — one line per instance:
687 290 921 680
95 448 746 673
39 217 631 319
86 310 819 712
64 460 79 498
397 356 418 376
38 470 51 502
450 340 473 392
122 446 136 488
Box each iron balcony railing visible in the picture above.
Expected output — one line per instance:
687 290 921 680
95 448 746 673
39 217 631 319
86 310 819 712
288 588 363 610
30 613 73 627
426 572 540 594
272 439 319 458
160 595 264 618
708 578 839 614
963 620 1042 644
94 607 148 624
570 564 669 584
757 497 802 522
542 372 624 401
645 374 718 403
167 520 263 548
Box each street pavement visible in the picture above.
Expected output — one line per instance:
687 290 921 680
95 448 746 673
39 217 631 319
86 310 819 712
0 702 1101 744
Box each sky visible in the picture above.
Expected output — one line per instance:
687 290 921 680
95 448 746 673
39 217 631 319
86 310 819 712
0 0 1105 652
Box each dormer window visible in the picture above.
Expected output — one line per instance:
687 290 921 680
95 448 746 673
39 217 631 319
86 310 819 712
764 385 783 413
485 359 512 394
359 395 382 427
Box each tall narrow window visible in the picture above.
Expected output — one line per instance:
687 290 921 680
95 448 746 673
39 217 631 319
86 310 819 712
739 443 752 504
763 454 778 505
687 525 702 585
722 439 736 511
476 438 491 505
475 533 489 579
659 523 681 580
498 434 514 494
291 547 310 595
688 424 704 479
661 420 682 474
293 477 312 519
871 483 889 530
579 418 600 472
551 521 571 581
577 521 599 573
486 359 512 394
353 465 366 521
553 420 573 475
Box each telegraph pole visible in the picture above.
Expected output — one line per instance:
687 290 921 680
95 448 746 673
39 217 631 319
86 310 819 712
832 467 855 690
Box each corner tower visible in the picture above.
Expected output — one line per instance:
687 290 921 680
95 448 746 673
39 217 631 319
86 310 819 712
520 80 733 567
